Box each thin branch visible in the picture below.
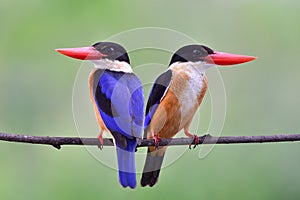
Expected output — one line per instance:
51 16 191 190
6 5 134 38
1 132 300 150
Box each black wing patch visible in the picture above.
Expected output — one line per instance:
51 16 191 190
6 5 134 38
145 70 172 120
93 69 121 117
95 85 119 117
110 130 127 148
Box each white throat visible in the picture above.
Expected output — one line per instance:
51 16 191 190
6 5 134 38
92 59 133 73
187 61 215 72
169 61 215 73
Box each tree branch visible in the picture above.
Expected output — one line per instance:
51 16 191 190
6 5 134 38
1 132 300 150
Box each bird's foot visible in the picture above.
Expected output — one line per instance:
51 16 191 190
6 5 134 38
135 138 143 152
190 135 199 149
97 133 104 150
151 130 160 150
153 135 161 150
185 130 199 149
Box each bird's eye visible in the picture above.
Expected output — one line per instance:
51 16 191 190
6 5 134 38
104 47 115 55
193 49 201 55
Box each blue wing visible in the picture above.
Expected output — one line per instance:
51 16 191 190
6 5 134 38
91 69 144 189
144 70 172 128
127 73 144 138
92 69 144 144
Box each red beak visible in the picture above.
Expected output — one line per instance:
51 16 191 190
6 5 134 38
55 46 106 60
206 51 257 65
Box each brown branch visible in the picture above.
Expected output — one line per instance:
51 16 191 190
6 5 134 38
1 132 300 150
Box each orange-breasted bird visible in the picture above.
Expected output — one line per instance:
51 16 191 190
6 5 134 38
56 42 144 189
140 44 256 187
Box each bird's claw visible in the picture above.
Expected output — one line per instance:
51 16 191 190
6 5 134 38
136 137 143 146
97 134 104 150
135 138 143 152
153 135 161 150
189 135 199 149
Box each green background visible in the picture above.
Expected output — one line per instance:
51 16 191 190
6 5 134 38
1 0 300 199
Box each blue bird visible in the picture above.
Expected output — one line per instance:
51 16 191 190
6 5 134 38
56 42 144 189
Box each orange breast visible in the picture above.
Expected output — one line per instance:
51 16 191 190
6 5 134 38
148 89 182 139
147 64 208 140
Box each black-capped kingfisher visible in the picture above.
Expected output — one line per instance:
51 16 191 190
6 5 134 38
140 44 256 187
56 42 144 189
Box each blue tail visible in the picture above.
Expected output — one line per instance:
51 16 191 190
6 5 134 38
116 139 137 189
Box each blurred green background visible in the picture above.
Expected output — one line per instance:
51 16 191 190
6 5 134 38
1 0 300 199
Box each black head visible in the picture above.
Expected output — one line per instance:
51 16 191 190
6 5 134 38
92 42 130 64
169 44 214 65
